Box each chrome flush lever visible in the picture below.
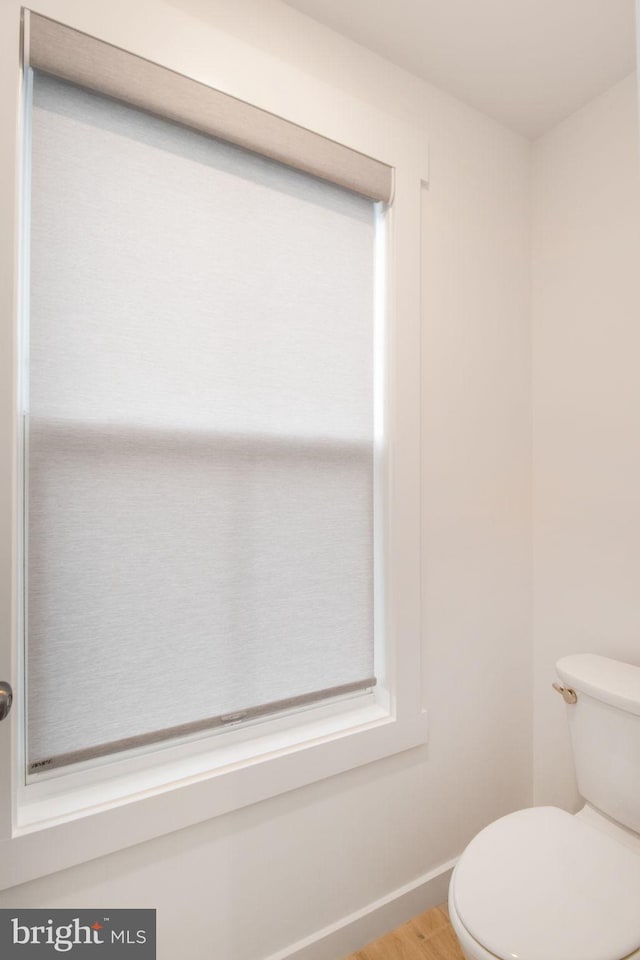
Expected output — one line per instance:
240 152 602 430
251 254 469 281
552 681 577 704
0 682 13 721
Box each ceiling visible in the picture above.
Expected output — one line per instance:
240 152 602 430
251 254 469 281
283 0 637 138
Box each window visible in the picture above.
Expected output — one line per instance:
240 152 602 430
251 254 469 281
0 9 425 889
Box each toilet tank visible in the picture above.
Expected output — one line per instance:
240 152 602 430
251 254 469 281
556 654 640 834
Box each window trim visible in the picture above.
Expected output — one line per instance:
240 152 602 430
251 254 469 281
0 5 427 891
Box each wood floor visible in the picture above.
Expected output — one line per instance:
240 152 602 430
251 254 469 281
344 904 466 960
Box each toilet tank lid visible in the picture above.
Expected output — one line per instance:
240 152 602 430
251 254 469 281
557 654 640 715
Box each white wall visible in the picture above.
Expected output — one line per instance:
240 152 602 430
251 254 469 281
532 73 640 809
0 1 532 957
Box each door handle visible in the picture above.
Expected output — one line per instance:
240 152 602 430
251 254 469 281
0 682 13 721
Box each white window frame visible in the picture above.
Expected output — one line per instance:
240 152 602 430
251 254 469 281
0 3 428 891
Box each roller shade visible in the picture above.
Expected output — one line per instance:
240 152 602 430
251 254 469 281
24 10 393 203
25 71 378 773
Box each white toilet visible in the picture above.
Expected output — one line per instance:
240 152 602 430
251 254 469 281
448 654 640 960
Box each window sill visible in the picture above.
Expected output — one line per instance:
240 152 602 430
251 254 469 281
18 692 388 831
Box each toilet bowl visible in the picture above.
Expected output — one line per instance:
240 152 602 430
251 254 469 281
448 655 640 960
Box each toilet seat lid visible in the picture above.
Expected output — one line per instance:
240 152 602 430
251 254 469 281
452 807 640 960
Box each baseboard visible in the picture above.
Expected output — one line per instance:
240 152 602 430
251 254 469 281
262 857 458 960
